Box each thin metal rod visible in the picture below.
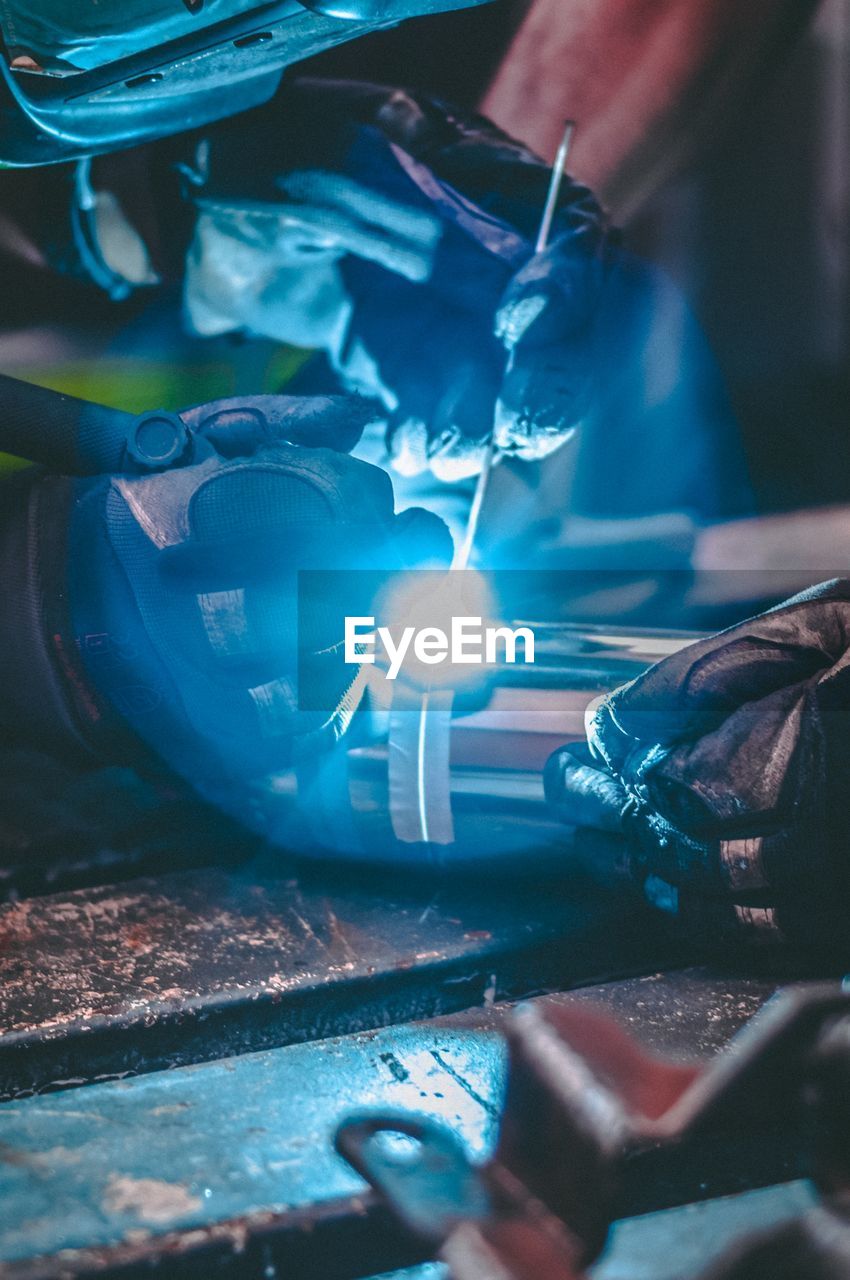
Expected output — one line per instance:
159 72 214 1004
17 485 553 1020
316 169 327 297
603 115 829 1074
453 119 576 571
535 119 576 254
452 435 497 570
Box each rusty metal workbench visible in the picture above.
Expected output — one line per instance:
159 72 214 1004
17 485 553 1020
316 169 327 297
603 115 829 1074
0 779 835 1279
0 862 684 1102
0 920 808 1280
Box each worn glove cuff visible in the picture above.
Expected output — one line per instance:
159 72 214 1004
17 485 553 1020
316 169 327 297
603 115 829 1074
0 469 148 766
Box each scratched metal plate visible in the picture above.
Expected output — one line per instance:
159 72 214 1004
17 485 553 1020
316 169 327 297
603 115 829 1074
0 1024 504 1278
0 864 679 1100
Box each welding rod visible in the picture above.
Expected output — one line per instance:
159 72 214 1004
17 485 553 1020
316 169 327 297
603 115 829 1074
534 119 576 255
453 119 576 571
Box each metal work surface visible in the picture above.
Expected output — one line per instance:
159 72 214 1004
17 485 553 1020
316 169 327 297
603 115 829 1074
0 969 804 1279
0 865 679 1100
0 1024 502 1274
593 1180 819 1280
429 968 789 1061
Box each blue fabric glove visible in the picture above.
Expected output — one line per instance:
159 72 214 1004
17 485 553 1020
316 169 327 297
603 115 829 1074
0 394 450 841
184 77 609 481
545 581 850 953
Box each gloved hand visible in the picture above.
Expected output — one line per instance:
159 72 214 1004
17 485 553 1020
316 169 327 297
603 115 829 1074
184 78 609 481
545 581 850 952
0 394 450 840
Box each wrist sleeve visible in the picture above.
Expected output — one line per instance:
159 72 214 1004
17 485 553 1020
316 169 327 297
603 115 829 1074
0 469 110 760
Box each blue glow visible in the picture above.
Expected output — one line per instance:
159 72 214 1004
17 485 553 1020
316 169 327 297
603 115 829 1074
376 569 499 692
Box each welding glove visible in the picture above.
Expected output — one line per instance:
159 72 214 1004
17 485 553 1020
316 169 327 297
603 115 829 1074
545 581 850 952
0 395 450 840
184 77 609 482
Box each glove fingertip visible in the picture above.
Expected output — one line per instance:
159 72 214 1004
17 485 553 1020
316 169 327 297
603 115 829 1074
543 741 629 834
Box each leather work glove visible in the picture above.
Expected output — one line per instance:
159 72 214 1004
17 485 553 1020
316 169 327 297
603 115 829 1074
545 581 850 953
184 77 609 482
0 394 450 840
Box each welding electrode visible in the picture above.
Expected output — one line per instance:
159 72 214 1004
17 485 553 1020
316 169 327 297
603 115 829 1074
453 119 576 570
